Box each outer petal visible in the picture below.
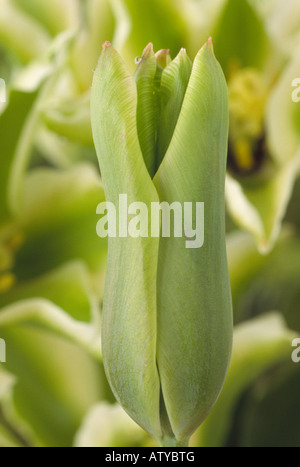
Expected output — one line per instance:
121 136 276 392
154 40 232 442
91 43 161 439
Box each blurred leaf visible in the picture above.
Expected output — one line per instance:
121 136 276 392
226 230 268 310
0 297 101 358
42 91 93 146
12 0 80 36
191 313 297 447
0 0 50 63
74 403 148 447
0 366 15 400
119 0 188 68
213 0 270 76
260 0 300 56
267 47 300 165
35 127 91 168
0 32 75 222
0 45 15 83
13 163 107 280
0 424 23 447
235 362 300 446
0 87 39 222
70 0 116 91
226 150 300 253
234 237 300 332
0 367 23 447
0 326 110 446
0 261 102 357
7 32 76 217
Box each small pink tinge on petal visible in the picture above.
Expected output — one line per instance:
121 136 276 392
102 41 112 51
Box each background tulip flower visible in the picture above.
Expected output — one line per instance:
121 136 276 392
91 39 233 447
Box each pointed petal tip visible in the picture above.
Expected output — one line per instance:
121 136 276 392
155 48 171 68
134 43 154 66
178 48 187 56
143 43 154 58
102 41 112 51
198 37 215 58
206 37 214 52
155 48 170 58
207 37 213 46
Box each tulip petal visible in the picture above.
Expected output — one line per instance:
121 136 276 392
154 40 232 442
156 48 192 170
134 43 161 177
91 43 161 439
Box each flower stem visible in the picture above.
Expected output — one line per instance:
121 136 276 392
159 436 189 448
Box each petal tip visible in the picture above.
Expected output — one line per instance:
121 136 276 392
143 43 154 58
102 41 112 51
205 37 214 53
155 48 171 68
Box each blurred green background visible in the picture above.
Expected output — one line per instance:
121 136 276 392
0 0 300 447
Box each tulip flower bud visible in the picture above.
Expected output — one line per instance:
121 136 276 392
91 39 233 447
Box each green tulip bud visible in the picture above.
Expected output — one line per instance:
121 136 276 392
91 39 233 447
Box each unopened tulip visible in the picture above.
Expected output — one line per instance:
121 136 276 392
91 39 233 447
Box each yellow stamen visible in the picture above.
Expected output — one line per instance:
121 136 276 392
0 273 16 294
234 139 255 172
